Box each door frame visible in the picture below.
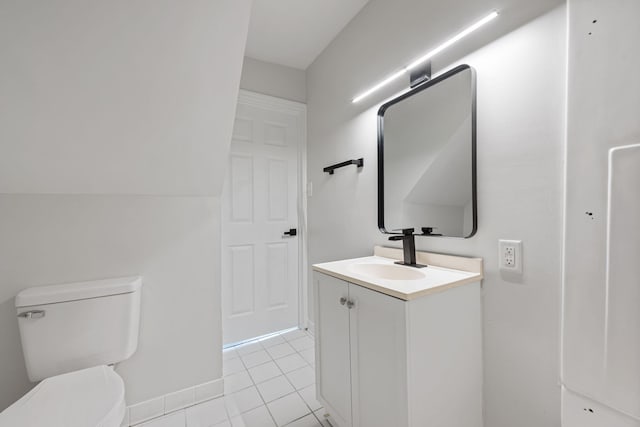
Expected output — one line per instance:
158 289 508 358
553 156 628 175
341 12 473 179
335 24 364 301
230 89 309 333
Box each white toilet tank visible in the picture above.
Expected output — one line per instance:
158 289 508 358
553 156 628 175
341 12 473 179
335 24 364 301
15 276 142 382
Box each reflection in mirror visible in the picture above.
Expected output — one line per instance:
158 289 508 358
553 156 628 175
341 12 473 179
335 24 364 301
378 65 476 238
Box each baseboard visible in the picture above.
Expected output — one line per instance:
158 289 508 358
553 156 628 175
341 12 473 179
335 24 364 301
125 378 224 426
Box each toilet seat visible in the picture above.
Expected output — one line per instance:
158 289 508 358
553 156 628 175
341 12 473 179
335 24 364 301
0 365 125 427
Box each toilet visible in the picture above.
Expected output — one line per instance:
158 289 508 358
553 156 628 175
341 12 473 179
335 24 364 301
0 276 142 427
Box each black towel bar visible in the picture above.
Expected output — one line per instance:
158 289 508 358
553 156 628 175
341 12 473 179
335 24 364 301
323 158 364 175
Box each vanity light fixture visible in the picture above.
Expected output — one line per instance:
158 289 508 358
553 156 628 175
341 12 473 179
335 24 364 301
352 10 499 103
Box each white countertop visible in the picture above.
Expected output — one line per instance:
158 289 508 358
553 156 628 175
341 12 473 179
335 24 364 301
312 248 483 301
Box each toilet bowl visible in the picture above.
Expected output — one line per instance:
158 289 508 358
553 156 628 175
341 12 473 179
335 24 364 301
0 365 125 427
0 276 142 427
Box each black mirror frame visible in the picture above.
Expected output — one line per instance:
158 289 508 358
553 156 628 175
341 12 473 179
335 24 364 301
377 64 478 238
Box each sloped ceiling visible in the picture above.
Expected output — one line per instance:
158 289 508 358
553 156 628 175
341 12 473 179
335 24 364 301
247 0 565 75
245 0 370 70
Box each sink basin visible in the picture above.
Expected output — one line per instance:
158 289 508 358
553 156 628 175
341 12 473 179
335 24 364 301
348 263 425 281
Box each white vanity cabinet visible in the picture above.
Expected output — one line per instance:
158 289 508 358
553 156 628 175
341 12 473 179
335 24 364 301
313 265 482 427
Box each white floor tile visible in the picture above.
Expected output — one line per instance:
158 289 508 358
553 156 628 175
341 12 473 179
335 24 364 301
298 348 314 367
248 361 282 384
284 414 323 427
236 342 264 356
274 353 307 374
224 358 247 376
288 336 314 352
266 393 311 427
266 343 296 360
297 385 322 412
230 405 276 427
217 330 320 427
256 375 295 403
225 371 254 394
225 387 264 417
141 410 186 427
285 367 315 391
282 330 308 342
186 397 228 427
241 349 272 368
259 335 286 348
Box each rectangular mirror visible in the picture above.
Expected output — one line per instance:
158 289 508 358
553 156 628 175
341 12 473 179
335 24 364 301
377 64 477 238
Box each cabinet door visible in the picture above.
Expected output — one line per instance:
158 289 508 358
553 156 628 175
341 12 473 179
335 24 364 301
349 284 408 427
315 273 352 427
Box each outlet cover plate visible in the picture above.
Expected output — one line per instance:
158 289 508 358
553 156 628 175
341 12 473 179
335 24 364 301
499 239 522 274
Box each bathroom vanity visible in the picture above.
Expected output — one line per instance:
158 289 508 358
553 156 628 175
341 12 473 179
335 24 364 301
312 246 483 427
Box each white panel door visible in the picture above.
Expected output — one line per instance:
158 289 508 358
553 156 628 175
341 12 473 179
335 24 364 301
222 92 304 344
315 273 352 427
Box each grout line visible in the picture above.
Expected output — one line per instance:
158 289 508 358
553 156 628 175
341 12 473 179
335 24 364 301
226 345 264 423
262 334 300 426
236 332 280 427
131 394 222 427
236 329 317 426
278 330 321 426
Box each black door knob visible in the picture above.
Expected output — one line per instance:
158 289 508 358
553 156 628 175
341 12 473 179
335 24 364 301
283 228 297 237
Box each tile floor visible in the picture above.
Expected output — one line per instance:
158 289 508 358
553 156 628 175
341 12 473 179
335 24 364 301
138 329 330 427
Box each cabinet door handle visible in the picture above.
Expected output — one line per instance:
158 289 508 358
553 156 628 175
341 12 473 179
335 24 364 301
346 300 355 309
339 297 347 306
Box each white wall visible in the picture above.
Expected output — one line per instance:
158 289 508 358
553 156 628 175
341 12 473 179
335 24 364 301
563 0 640 422
0 0 251 410
240 56 307 103
306 3 566 427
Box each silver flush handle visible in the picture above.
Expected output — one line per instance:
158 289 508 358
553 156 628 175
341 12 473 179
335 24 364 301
18 310 45 319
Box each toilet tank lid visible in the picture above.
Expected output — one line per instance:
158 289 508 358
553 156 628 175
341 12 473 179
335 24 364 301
16 276 142 308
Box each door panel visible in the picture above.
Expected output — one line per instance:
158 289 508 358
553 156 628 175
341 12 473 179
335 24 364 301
266 243 288 308
349 285 408 427
267 158 288 220
229 154 253 222
222 93 302 344
315 273 352 427
229 245 254 316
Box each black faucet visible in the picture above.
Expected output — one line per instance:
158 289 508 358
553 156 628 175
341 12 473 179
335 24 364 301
420 227 442 236
388 228 426 268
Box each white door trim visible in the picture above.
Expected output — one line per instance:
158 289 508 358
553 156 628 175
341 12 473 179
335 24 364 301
235 89 309 332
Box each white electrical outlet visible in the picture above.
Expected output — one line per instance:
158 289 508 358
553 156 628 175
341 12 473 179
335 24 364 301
499 240 522 274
